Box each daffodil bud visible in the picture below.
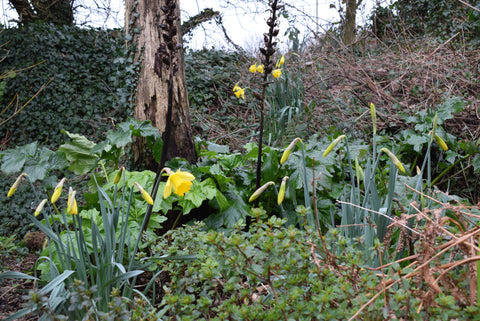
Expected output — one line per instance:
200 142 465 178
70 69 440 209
434 134 448 151
248 181 274 203
381 148 406 173
276 55 285 68
34 199 48 217
355 157 364 181
67 187 78 215
370 103 377 135
323 135 346 157
432 112 438 141
277 176 288 205
113 166 125 184
134 182 154 205
280 137 302 165
51 177 66 204
7 173 27 197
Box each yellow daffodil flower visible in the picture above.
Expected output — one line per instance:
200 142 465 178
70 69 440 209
163 168 195 198
34 199 48 217
277 176 288 205
249 181 275 202
7 173 27 197
134 182 154 205
249 63 257 73
272 69 282 78
256 64 264 73
67 187 78 215
381 148 406 173
234 87 245 99
51 177 66 204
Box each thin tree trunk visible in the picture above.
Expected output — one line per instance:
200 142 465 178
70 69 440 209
125 0 196 169
344 0 360 46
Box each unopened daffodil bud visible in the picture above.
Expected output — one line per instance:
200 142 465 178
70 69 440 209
276 55 285 68
280 137 302 165
113 166 125 184
134 182 154 205
248 181 275 203
67 187 78 215
323 135 346 157
277 176 288 205
435 134 448 151
381 148 406 173
7 173 27 197
51 177 66 204
370 103 377 135
34 199 48 217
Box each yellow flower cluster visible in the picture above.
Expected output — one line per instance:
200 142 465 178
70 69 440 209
233 83 246 99
249 63 264 74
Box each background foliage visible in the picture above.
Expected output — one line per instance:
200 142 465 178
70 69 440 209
0 23 136 148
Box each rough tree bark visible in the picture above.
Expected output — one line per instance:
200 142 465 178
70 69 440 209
125 0 197 169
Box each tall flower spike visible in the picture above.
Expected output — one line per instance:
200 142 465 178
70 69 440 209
323 135 346 157
7 173 27 198
134 182 154 205
67 187 78 215
163 168 195 199
51 177 66 204
381 148 406 173
280 137 302 165
277 176 288 205
34 199 48 217
249 181 275 203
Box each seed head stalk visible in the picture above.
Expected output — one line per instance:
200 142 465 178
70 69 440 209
256 0 282 190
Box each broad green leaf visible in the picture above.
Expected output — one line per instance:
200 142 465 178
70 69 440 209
107 129 132 148
0 148 27 173
59 131 98 174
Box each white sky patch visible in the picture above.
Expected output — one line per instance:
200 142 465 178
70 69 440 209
1 0 387 50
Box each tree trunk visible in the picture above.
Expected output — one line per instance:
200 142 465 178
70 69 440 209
344 0 360 46
125 0 197 169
